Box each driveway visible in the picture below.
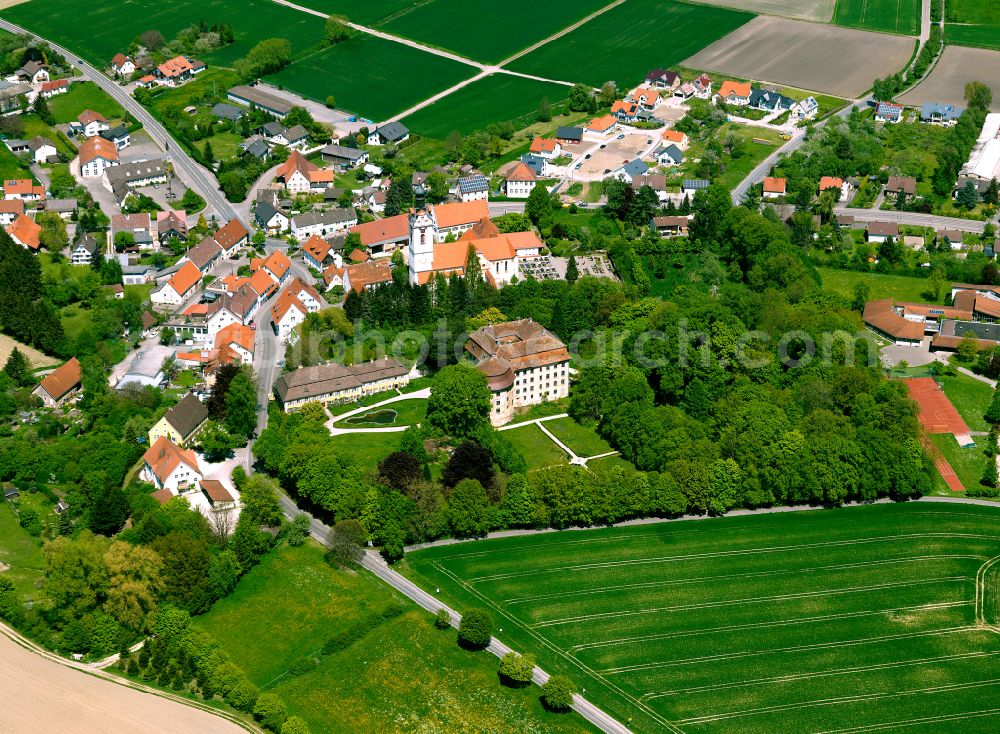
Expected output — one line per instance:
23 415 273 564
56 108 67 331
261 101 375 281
574 133 657 181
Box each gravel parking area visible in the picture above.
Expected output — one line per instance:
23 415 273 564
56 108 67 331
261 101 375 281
577 134 653 178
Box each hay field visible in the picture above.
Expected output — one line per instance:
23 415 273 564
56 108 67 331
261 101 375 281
0 334 57 370
899 45 1000 112
684 15 914 98
404 502 1000 734
0 634 247 734
684 0 834 22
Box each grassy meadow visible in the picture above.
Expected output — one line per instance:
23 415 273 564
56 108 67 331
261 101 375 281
832 0 921 35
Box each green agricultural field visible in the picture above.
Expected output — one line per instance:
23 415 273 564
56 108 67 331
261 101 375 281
403 74 570 138
379 0 613 64
194 542 598 734
502 423 570 470
929 433 989 491
0 501 46 599
5 0 326 70
47 82 123 124
832 0 920 35
267 35 475 121
507 0 754 88
544 417 614 458
937 372 994 433
333 398 427 428
277 0 419 26
817 266 938 303
945 23 1000 51
403 502 1000 734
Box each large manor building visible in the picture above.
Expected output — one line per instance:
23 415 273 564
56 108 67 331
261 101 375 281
465 320 570 425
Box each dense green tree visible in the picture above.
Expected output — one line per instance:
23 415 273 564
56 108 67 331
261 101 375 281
326 519 365 568
567 83 596 112
324 14 353 44
224 370 257 439
525 183 552 224
253 692 287 731
281 716 311 734
445 479 491 538
3 348 32 386
457 608 493 649
498 652 535 687
426 363 491 439
541 675 577 711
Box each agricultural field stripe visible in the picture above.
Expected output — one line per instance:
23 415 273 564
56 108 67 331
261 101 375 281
680 677 1000 726
503 555 981 604
644 650 1000 699
570 601 967 652
811 706 1000 734
467 532 997 582
532 576 966 627
601 626 973 674
437 507 998 562
428 561 685 734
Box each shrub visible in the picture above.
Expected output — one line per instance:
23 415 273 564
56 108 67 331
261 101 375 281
457 608 492 650
434 608 451 630
253 692 288 732
226 677 259 712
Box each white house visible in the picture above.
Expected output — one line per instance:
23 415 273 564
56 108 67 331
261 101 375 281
78 137 118 178
271 278 323 342
141 437 202 494
26 137 57 165
874 101 904 124
255 201 289 234
792 96 819 120
367 122 409 146
455 174 489 203
111 53 135 77
73 110 110 138
655 144 684 167
151 261 202 307
504 162 537 199
290 208 357 241
70 234 100 266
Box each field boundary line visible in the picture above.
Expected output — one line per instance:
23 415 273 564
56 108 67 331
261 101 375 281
680 676 1000 725
811 706 1000 734
975 554 1000 631
504 554 982 605
497 0 628 66
602 625 972 674
571 601 967 652
532 577 966 627
429 561 686 734
644 650 1000 699
468 532 998 583
404 498 1000 556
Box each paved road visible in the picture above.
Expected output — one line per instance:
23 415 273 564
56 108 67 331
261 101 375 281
833 207 988 233
0 18 237 224
730 97 869 205
488 202 527 216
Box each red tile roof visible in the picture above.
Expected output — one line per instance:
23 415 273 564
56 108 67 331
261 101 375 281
79 136 118 166
214 218 249 249
7 213 41 249
38 357 81 402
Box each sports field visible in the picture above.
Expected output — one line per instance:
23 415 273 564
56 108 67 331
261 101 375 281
402 74 571 137
507 0 754 89
379 0 613 64
833 0 921 35
5 0 326 68
403 502 1000 734
268 34 475 121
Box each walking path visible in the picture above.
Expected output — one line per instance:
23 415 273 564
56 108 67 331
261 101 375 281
324 387 431 435
957 366 997 388
499 413 621 466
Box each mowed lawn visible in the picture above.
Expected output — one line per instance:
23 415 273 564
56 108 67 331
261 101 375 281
379 0 612 64
544 417 613 457
333 398 427 428
267 35 475 121
403 74 570 138
937 372 994 433
329 431 403 470
195 542 598 734
507 0 754 88
502 423 570 470
403 502 1000 734
48 82 123 124
0 146 33 182
6 0 326 69
833 0 921 35
929 433 989 491
0 503 46 600
818 267 938 303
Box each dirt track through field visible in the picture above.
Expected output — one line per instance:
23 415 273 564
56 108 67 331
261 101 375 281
684 15 914 98
683 0 835 22
0 633 249 734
